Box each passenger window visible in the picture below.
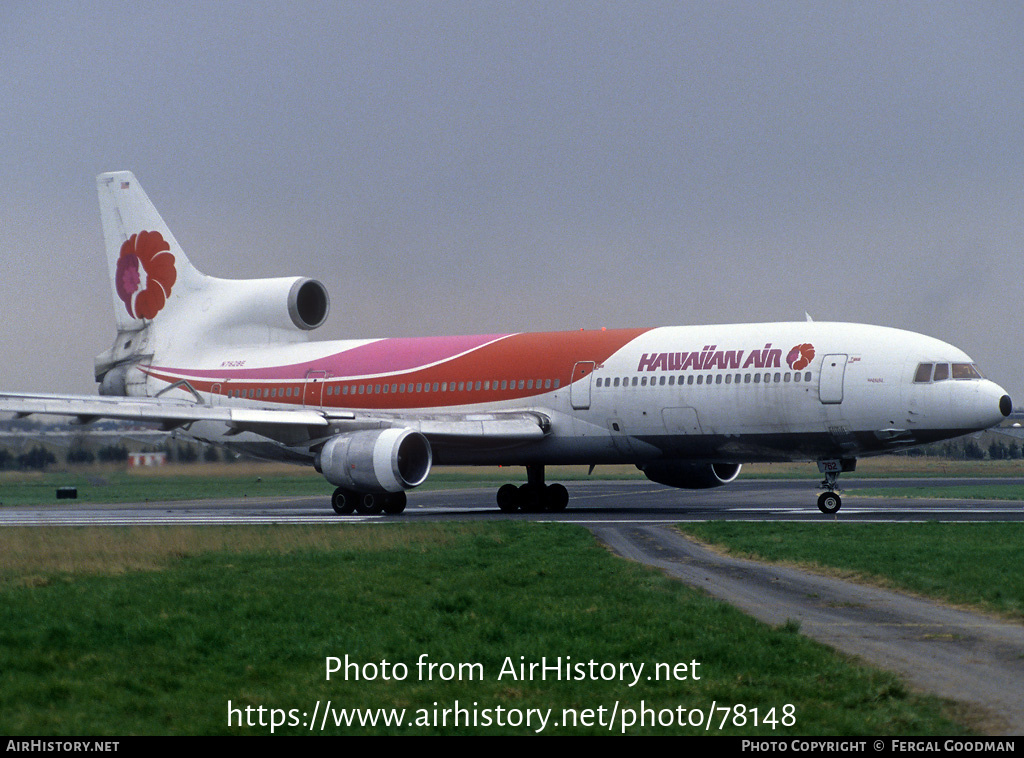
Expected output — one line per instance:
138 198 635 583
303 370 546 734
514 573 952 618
914 363 933 383
933 364 949 381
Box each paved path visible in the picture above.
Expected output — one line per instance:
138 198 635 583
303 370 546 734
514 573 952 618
590 524 1024 735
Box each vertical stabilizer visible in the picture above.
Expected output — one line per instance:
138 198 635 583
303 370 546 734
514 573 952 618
97 171 208 332
94 171 331 396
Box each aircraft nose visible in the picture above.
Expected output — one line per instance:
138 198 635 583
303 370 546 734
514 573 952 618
959 381 1013 431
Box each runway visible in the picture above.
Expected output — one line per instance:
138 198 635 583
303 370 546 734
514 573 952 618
2 477 1023 525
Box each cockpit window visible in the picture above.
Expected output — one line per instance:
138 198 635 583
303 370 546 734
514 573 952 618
915 362 984 382
952 363 983 380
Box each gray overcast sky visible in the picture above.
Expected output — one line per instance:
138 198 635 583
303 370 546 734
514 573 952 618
1 1 1022 401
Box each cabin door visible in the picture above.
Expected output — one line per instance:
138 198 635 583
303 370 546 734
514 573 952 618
304 370 327 407
819 354 847 405
570 362 596 410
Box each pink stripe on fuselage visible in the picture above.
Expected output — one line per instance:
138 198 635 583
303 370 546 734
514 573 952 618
155 333 512 380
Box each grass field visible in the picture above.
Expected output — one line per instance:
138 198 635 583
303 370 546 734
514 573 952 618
0 523 972 735
848 484 1024 501
677 522 1024 620
1 457 1020 734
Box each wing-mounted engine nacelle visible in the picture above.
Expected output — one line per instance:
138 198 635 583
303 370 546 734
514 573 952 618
316 428 432 493
639 461 742 489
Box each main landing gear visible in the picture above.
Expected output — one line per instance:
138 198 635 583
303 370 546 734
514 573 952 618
331 487 407 516
816 459 855 514
496 464 569 513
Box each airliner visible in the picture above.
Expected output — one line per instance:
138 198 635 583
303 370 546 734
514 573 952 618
0 172 1012 515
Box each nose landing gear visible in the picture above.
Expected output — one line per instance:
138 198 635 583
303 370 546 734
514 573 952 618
817 489 841 514
816 459 855 514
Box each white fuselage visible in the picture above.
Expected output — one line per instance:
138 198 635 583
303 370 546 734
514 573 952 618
135 321 1010 468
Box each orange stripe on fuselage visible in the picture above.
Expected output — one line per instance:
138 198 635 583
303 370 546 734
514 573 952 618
142 327 651 410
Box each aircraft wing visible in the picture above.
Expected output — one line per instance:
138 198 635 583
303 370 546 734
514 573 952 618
991 425 1024 440
332 411 550 447
0 392 328 432
0 393 549 449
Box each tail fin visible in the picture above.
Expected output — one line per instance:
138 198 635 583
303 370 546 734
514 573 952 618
94 172 331 396
97 171 208 331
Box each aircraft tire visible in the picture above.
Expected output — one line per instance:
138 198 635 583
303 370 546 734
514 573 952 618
355 493 384 515
497 484 520 512
545 483 569 512
817 492 841 514
332 487 357 515
382 492 407 515
518 484 547 513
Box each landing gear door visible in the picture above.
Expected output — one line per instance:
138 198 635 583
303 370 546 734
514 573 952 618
819 354 847 405
570 362 596 410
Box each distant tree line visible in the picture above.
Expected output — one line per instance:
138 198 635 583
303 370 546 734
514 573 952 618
0 440 232 470
897 437 1022 460
0 446 57 471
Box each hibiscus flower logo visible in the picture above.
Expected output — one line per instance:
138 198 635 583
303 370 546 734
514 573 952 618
115 231 177 320
786 343 815 371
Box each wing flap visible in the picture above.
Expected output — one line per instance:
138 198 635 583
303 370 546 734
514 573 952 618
0 392 328 430
412 413 548 441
